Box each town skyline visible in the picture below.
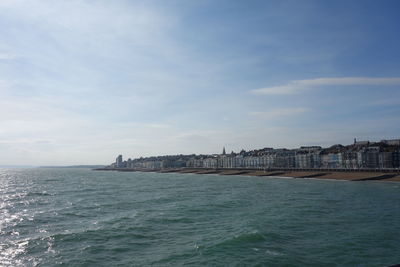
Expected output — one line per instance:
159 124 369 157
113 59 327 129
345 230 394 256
1 0 400 165
109 137 400 171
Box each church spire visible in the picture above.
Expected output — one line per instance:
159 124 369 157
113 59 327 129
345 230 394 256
222 147 226 155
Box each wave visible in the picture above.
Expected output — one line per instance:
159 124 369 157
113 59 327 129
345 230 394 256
216 232 267 247
26 192 52 197
195 231 269 256
147 216 195 224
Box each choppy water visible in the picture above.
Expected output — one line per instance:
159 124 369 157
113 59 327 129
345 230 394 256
1 168 399 266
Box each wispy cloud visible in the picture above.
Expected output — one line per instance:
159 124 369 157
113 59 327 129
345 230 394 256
0 53 17 60
249 107 309 119
251 77 400 95
367 98 400 107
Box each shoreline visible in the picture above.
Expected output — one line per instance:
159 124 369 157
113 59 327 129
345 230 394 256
94 168 400 182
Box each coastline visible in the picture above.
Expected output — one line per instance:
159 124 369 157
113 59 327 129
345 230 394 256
94 168 400 182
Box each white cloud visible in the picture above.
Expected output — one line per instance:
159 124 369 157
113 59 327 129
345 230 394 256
251 77 400 95
249 107 309 119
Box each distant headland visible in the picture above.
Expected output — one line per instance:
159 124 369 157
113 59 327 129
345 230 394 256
40 165 105 169
95 138 400 181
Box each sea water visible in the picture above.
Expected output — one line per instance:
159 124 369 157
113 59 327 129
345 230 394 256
1 168 399 266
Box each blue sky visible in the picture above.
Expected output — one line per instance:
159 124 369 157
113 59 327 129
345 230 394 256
1 0 400 165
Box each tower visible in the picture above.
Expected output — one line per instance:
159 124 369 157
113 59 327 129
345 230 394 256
222 147 226 155
116 155 123 168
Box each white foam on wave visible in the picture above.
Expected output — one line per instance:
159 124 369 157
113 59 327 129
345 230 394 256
265 249 282 256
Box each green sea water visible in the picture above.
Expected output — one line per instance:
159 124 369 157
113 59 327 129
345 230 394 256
1 168 399 266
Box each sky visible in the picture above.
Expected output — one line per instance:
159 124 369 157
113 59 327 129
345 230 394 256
1 0 400 165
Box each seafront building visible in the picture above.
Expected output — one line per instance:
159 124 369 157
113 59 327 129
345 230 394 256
108 139 400 171
114 155 124 168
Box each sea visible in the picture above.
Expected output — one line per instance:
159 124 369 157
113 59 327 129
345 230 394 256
1 168 399 266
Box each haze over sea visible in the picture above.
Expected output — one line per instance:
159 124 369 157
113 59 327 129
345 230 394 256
1 168 399 266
